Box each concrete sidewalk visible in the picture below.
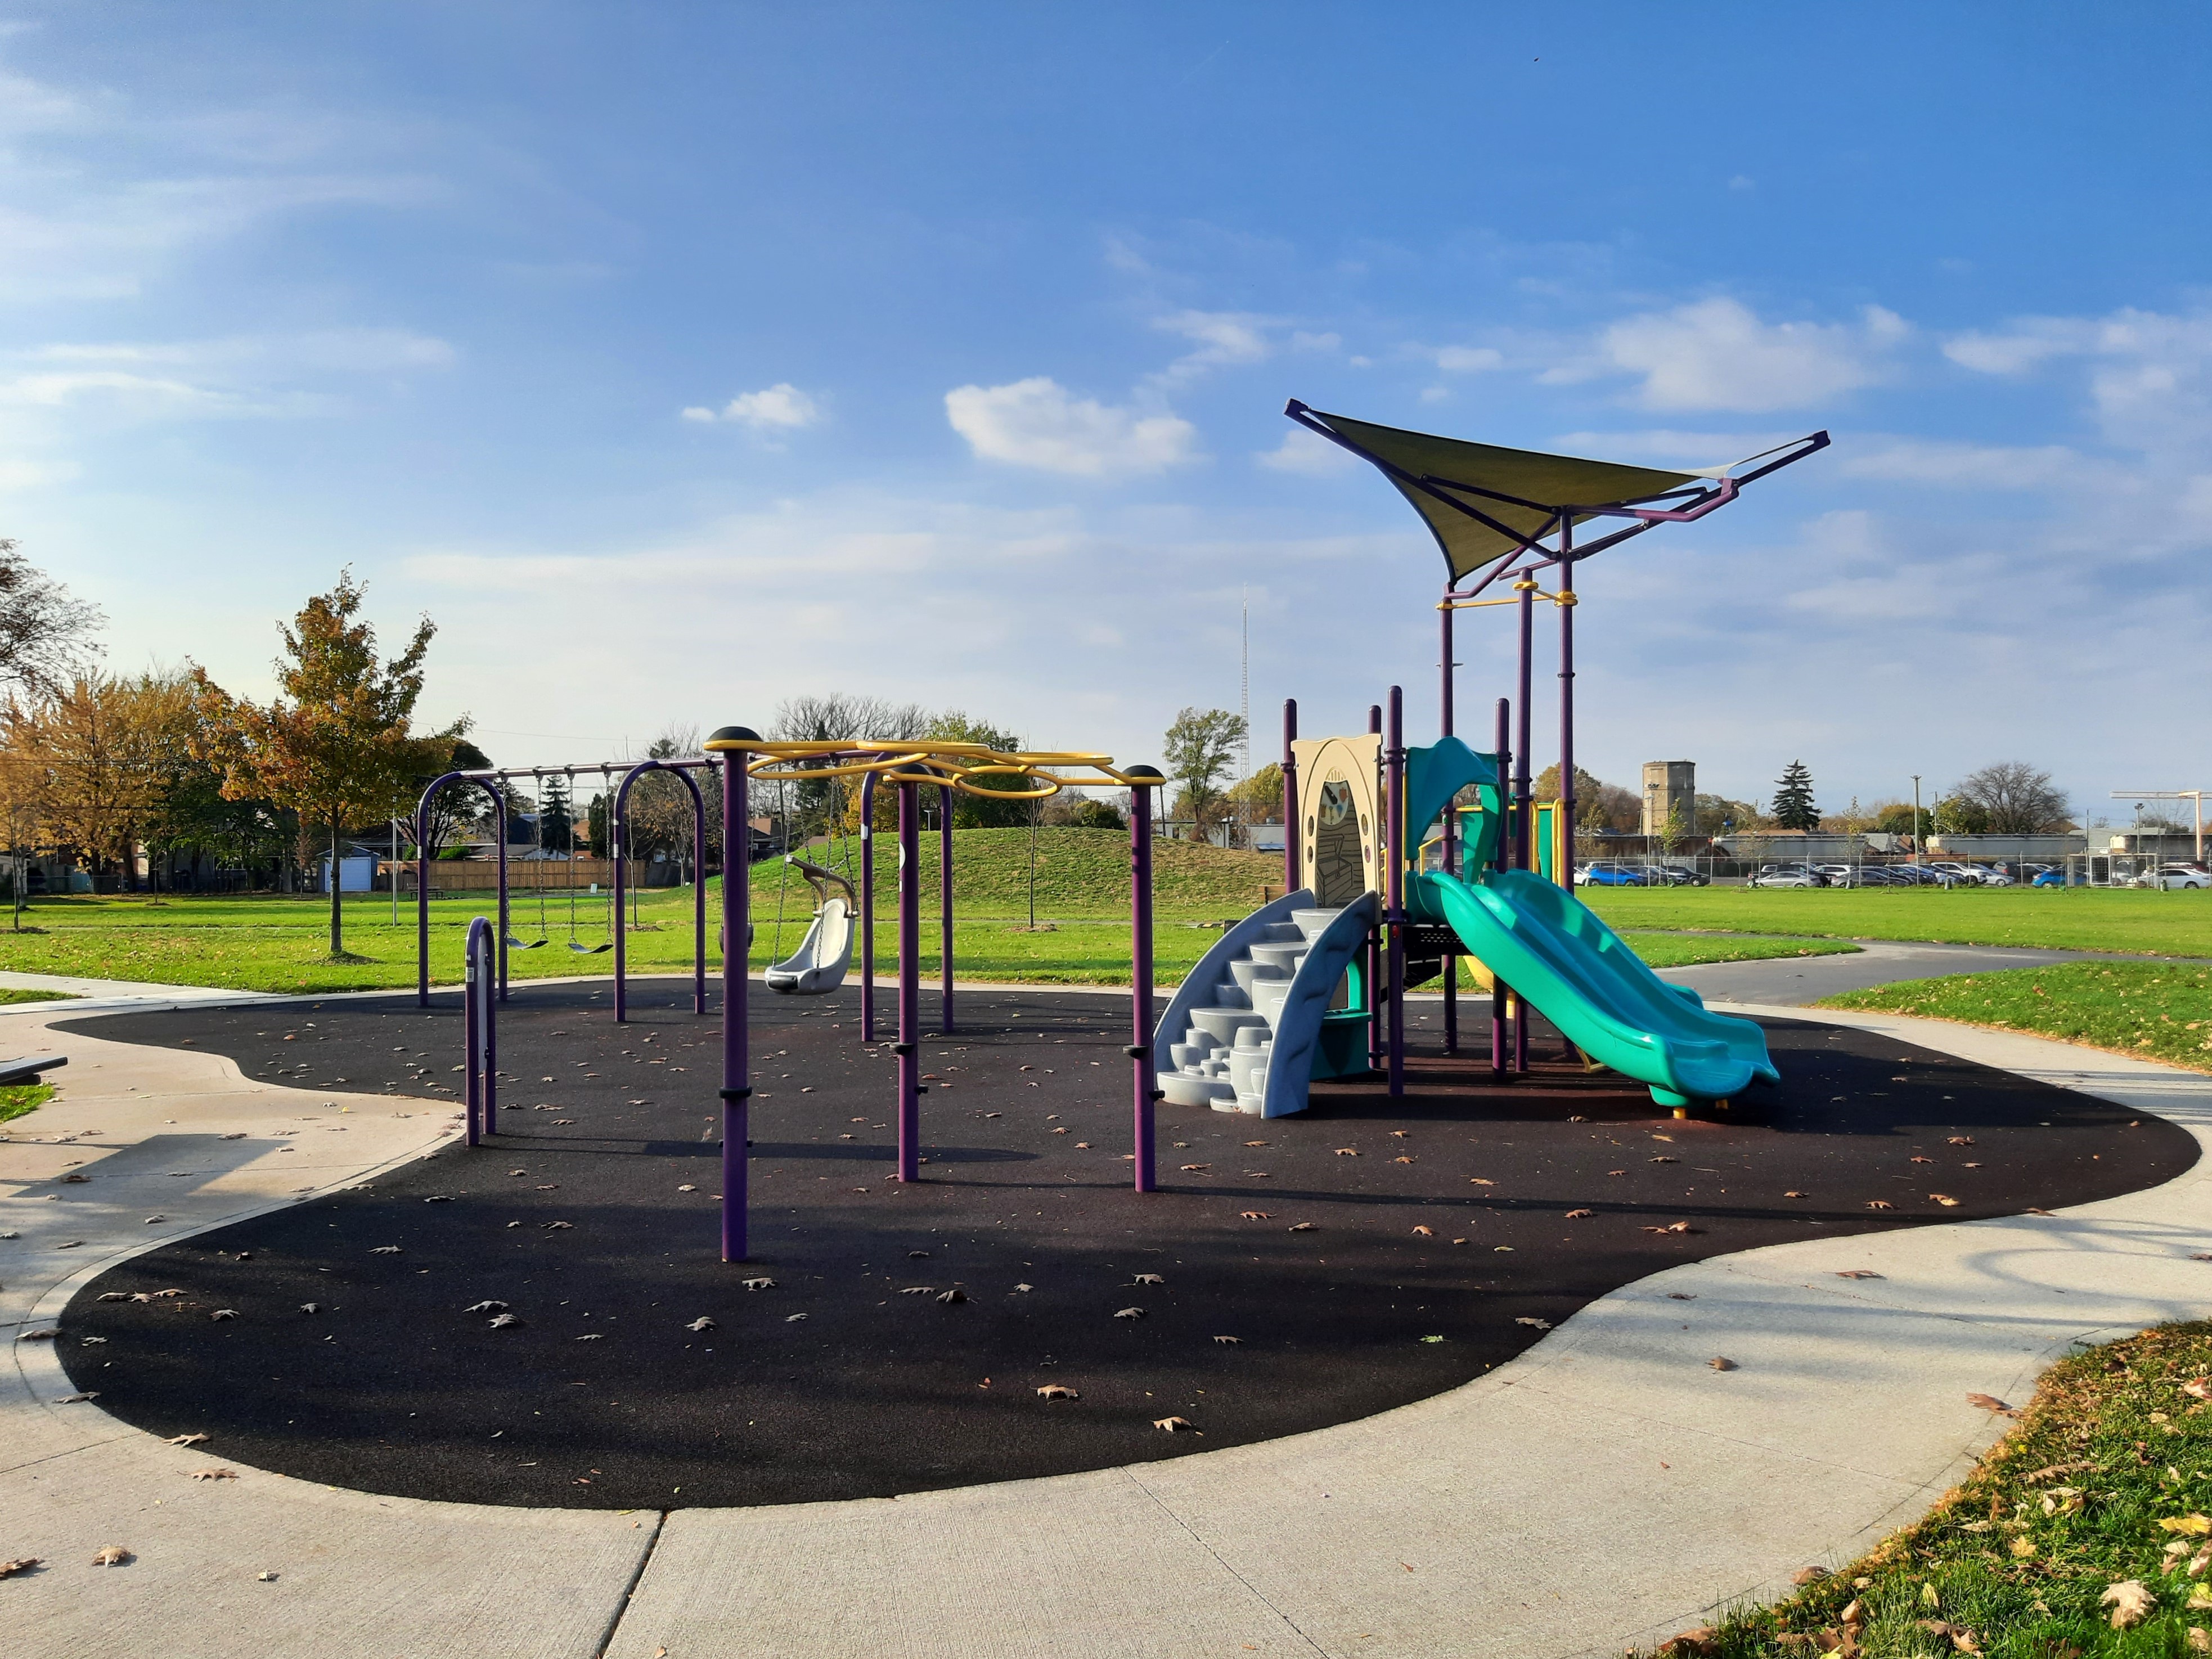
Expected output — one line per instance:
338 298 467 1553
4 991 2208 1658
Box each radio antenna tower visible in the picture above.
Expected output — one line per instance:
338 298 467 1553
1239 586 1251 780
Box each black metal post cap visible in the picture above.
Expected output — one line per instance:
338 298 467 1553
1125 764 1165 782
707 725 762 745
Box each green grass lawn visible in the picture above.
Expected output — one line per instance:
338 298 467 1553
0 829 1862 995
1584 886 2212 958
0 987 77 1006
1821 960 2212 1074
1647 1320 2212 1657
0 1081 52 1123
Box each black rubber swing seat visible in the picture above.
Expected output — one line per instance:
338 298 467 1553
568 941 611 955
506 937 547 950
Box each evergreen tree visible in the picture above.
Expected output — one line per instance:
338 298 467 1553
1771 761 1819 831
538 775 573 853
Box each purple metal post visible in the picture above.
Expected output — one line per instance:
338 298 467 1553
1492 698 1510 1081
1384 685 1406 1099
1126 768 1162 1192
1280 699 1298 893
1440 594 1456 1055
613 761 710 1022
714 738 754 1264
896 780 920 1183
462 916 484 1145
1365 702 1383 1069
1557 519 1577 888
1514 574 1536 1073
858 768 877 1042
939 782 954 1035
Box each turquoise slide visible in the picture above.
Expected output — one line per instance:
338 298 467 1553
1413 866 1778 1107
1400 735 1775 1109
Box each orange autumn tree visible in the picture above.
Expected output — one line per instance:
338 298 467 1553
195 573 465 959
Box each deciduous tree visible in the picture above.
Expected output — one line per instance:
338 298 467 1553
192 573 465 958
1162 707 1246 839
0 541 104 697
1953 761 2072 834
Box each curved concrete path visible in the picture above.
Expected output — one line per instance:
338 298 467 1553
4 991 2209 1659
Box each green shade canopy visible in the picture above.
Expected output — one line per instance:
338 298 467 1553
1294 407 1712 582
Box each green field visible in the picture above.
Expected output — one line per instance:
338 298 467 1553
0 987 76 1006
1585 884 2212 957
1822 960 2212 1073
1657 1320 2212 1657
0 829 1856 994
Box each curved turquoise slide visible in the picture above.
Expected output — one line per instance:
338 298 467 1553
1413 867 1779 1108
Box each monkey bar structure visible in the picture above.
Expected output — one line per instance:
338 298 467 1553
702 731 1165 1262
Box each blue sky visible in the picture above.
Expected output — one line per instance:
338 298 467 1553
5 4 2209 822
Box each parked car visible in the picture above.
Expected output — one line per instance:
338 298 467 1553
1893 864 1964 887
1748 862 1826 888
1573 861 1649 887
2137 864 2211 891
2031 867 2069 887
1653 864 1710 886
1844 865 1916 886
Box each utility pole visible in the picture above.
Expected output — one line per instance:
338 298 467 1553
1911 775 1922 864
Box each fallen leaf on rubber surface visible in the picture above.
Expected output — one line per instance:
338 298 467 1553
937 1288 968 1304
1865 1201 1894 1211
1239 1211 1270 1221
96 1292 129 1302
1179 1164 1210 1172
298 1303 322 1315
1334 1148 1359 1157
1214 1335 1242 1345
187 1468 237 1481
1288 1221 1318 1232
685 1318 716 1333
784 1313 806 1322
1152 1415 1198 1433
900 1287 934 1296
1964 1393 2015 1414
574 1333 604 1341
151 1289 183 1300
91 1546 132 1567
1012 1283 1033 1293
1649 1156 1678 1165
0 1558 39 1577
1114 1306 1145 1320
488 1313 522 1329
1784 1190 1808 1198
1469 1177 1496 1186
676 1184 696 1193
1709 1356 1738 1371
740 1278 775 1292
1393 1156 1414 1165
370 1246 401 1255
1930 1194 1960 1207
1910 1156 1934 1165
1130 1273 1165 1286
1836 1270 1883 1280
165 1433 208 1447
1411 1225 1434 1237
1036 1384 1078 1400
543 1221 573 1231
1947 1136 1975 1147
465 1300 509 1313
2101 1580 2153 1629
1244 1140 1267 1147
1564 1209 1594 1220
1515 1317 1552 1330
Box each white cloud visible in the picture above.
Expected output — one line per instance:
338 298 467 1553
1595 297 1908 412
945 377 1197 478
0 457 79 490
1837 438 2096 491
1150 310 1273 386
685 383 821 431
1433 345 1503 374
1255 427 1357 476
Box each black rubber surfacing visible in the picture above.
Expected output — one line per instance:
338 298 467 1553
56 982 2195 1510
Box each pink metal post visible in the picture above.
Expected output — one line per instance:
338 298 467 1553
1125 767 1163 1190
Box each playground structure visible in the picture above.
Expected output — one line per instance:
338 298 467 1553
1154 407 1826 1123
425 404 1826 1264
